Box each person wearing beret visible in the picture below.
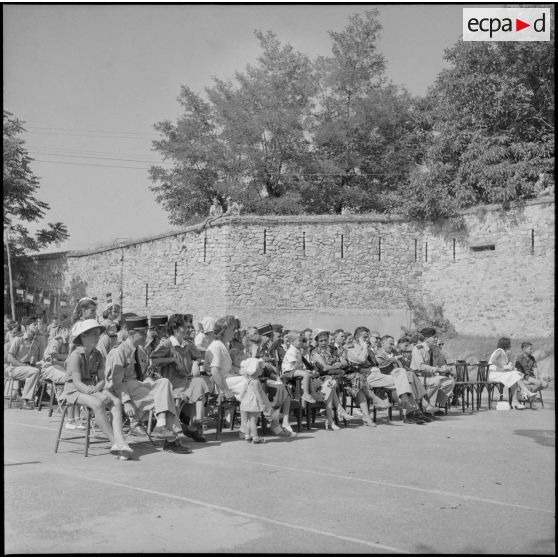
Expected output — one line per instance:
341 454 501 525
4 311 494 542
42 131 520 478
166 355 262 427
104 316 192 453
150 314 209 443
410 328 456 411
6 316 42 409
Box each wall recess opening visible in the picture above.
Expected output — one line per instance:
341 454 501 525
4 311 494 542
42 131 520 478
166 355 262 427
263 229 267 254
470 244 495 252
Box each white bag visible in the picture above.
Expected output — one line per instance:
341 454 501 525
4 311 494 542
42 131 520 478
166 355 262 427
496 400 511 411
225 375 249 402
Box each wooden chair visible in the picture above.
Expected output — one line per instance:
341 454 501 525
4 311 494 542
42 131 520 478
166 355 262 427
36 379 65 417
54 406 102 457
472 361 499 410
4 374 23 409
453 361 476 413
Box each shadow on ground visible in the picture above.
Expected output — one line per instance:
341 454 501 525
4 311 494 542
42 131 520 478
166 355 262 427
514 429 555 447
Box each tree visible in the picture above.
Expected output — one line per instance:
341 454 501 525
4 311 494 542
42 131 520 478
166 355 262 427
150 31 316 223
3 110 69 306
404 36 555 219
150 11 421 221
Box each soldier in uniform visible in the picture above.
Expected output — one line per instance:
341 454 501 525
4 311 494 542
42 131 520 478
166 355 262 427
105 315 192 454
410 327 455 411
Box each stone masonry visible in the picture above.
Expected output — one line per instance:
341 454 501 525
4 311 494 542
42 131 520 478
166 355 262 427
22 197 554 338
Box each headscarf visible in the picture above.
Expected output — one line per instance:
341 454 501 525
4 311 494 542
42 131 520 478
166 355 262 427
201 317 216 334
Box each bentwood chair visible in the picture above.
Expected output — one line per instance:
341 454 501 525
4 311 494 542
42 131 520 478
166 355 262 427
472 361 499 410
453 361 476 413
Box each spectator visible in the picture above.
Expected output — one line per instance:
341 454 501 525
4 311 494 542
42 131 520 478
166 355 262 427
239 358 271 444
194 316 216 351
150 314 209 442
281 331 316 405
101 303 121 329
515 342 552 395
409 328 456 412
105 316 190 453
348 327 426 424
62 319 132 460
488 337 537 409
6 316 42 409
310 329 353 430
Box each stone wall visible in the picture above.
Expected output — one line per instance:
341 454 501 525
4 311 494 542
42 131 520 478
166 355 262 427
23 197 554 339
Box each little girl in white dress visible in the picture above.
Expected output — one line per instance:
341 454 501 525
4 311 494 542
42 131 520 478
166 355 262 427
240 358 271 444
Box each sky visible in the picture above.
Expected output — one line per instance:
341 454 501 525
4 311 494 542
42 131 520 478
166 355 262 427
4 4 469 253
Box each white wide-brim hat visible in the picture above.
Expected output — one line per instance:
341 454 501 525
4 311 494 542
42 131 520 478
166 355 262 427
71 319 105 340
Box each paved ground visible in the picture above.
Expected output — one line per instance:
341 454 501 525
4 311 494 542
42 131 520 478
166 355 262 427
4 394 555 555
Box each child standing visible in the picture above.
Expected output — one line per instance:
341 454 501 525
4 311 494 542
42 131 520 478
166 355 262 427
240 358 271 444
281 331 316 404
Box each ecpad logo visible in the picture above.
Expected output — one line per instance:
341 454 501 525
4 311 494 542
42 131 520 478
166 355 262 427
463 8 550 41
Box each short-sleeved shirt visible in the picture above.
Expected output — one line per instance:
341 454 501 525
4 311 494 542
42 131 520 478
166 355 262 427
97 333 117 359
65 345 104 384
8 334 40 364
282 345 303 373
515 354 537 378
151 336 200 378
410 344 437 375
374 348 399 373
44 336 69 365
205 340 232 375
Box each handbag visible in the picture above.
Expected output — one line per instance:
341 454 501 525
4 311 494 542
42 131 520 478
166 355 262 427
225 375 249 402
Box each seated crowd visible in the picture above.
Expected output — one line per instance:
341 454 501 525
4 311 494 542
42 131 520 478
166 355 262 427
4 299 552 460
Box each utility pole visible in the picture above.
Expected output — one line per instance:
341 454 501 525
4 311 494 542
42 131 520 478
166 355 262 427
4 227 16 320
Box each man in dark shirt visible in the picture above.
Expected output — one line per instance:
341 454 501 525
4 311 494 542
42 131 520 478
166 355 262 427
515 342 552 393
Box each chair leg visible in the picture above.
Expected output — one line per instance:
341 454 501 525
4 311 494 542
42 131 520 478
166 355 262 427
296 405 302 433
215 399 223 441
305 402 311 430
37 382 46 411
54 406 69 453
84 409 92 457
48 384 56 416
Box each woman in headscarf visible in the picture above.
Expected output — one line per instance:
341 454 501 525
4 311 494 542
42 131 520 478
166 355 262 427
194 317 216 351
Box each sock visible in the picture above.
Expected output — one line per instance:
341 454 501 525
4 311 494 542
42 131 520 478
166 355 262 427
156 414 166 427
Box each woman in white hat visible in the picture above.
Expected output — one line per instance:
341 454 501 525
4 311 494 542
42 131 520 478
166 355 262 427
63 319 133 460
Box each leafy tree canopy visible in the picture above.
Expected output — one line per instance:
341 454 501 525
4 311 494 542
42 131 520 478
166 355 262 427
3 110 69 284
150 9 554 224
403 33 554 219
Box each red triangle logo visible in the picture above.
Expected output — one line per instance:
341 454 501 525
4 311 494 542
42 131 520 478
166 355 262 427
516 18 530 31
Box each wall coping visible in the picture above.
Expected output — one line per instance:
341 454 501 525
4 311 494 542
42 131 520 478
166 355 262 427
26 195 554 260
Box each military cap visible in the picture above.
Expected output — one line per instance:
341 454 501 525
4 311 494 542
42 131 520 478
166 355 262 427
150 315 169 327
125 316 149 330
419 327 437 338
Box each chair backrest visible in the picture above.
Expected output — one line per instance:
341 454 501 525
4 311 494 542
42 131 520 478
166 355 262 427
454 360 470 382
476 361 490 381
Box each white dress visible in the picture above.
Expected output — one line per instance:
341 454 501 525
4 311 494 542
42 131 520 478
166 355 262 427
488 348 523 388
